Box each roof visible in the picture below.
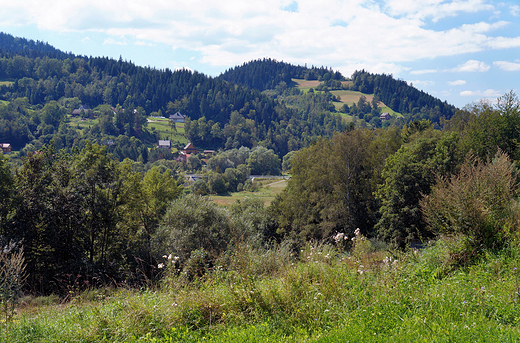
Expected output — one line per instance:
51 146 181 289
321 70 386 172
158 140 171 146
184 143 196 150
380 112 391 120
169 112 185 119
1 143 11 148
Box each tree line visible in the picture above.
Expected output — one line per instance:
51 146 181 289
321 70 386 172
1 91 518 294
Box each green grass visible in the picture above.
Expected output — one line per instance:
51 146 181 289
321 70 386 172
5 240 520 342
291 79 401 117
147 118 186 144
0 80 14 87
210 178 288 206
68 116 99 132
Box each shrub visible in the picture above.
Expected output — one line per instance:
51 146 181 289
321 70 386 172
421 150 520 262
152 194 232 264
0 241 26 322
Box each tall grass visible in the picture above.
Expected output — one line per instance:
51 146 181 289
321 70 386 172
4 236 520 342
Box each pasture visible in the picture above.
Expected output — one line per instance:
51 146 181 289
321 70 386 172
147 117 187 144
210 177 288 206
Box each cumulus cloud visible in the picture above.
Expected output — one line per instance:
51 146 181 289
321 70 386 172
494 61 520 71
451 60 490 72
103 38 127 46
409 80 435 87
0 0 517 77
448 80 467 86
411 69 438 75
460 89 502 97
511 5 520 16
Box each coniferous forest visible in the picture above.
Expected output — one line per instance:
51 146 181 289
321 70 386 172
3 32 520 342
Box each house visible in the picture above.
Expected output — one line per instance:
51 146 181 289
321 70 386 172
176 152 190 163
203 150 215 157
183 143 198 155
72 105 92 117
380 112 391 121
1 143 11 154
157 140 171 149
169 112 186 123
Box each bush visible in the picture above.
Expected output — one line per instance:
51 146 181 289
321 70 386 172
0 241 26 322
421 150 520 262
152 194 232 264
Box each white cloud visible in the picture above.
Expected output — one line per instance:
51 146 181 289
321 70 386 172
408 80 435 87
135 41 155 46
451 60 490 72
383 0 495 22
494 60 520 71
411 69 438 75
511 5 520 16
448 80 467 86
460 89 501 97
103 38 127 46
0 0 517 80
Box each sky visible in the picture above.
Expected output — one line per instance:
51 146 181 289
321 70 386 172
0 0 519 109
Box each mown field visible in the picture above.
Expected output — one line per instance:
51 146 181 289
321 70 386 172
291 78 401 117
210 178 288 206
147 117 187 144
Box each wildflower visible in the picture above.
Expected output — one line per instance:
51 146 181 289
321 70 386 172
157 263 164 269
162 255 167 259
334 232 345 243
167 254 172 260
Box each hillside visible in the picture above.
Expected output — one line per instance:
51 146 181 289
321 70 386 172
0 32 458 161
0 33 346 159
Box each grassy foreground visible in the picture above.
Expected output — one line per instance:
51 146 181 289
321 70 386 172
4 238 520 342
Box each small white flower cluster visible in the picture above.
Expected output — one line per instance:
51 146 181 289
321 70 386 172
158 254 180 268
382 256 398 268
334 232 347 243
352 228 365 241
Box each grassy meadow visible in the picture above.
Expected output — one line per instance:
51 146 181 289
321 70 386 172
210 178 288 206
4 236 520 342
291 78 401 118
68 115 99 132
147 118 187 144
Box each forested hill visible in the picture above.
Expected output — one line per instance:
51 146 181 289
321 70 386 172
0 33 346 156
0 32 75 59
221 59 458 123
219 58 344 91
350 70 458 121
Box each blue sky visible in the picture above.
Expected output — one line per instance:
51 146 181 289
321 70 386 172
1 0 519 108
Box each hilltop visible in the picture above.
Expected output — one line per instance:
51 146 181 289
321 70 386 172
0 33 456 161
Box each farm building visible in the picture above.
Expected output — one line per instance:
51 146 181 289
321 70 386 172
157 140 171 149
1 143 11 154
169 112 186 123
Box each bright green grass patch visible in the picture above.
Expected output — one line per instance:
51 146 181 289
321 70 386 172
380 106 402 117
147 118 186 143
68 116 99 131
0 80 14 87
210 178 288 206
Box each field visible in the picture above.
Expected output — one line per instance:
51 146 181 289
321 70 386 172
4 239 520 342
0 80 14 87
291 78 401 117
147 117 187 144
66 116 187 144
210 178 288 206
68 116 99 131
